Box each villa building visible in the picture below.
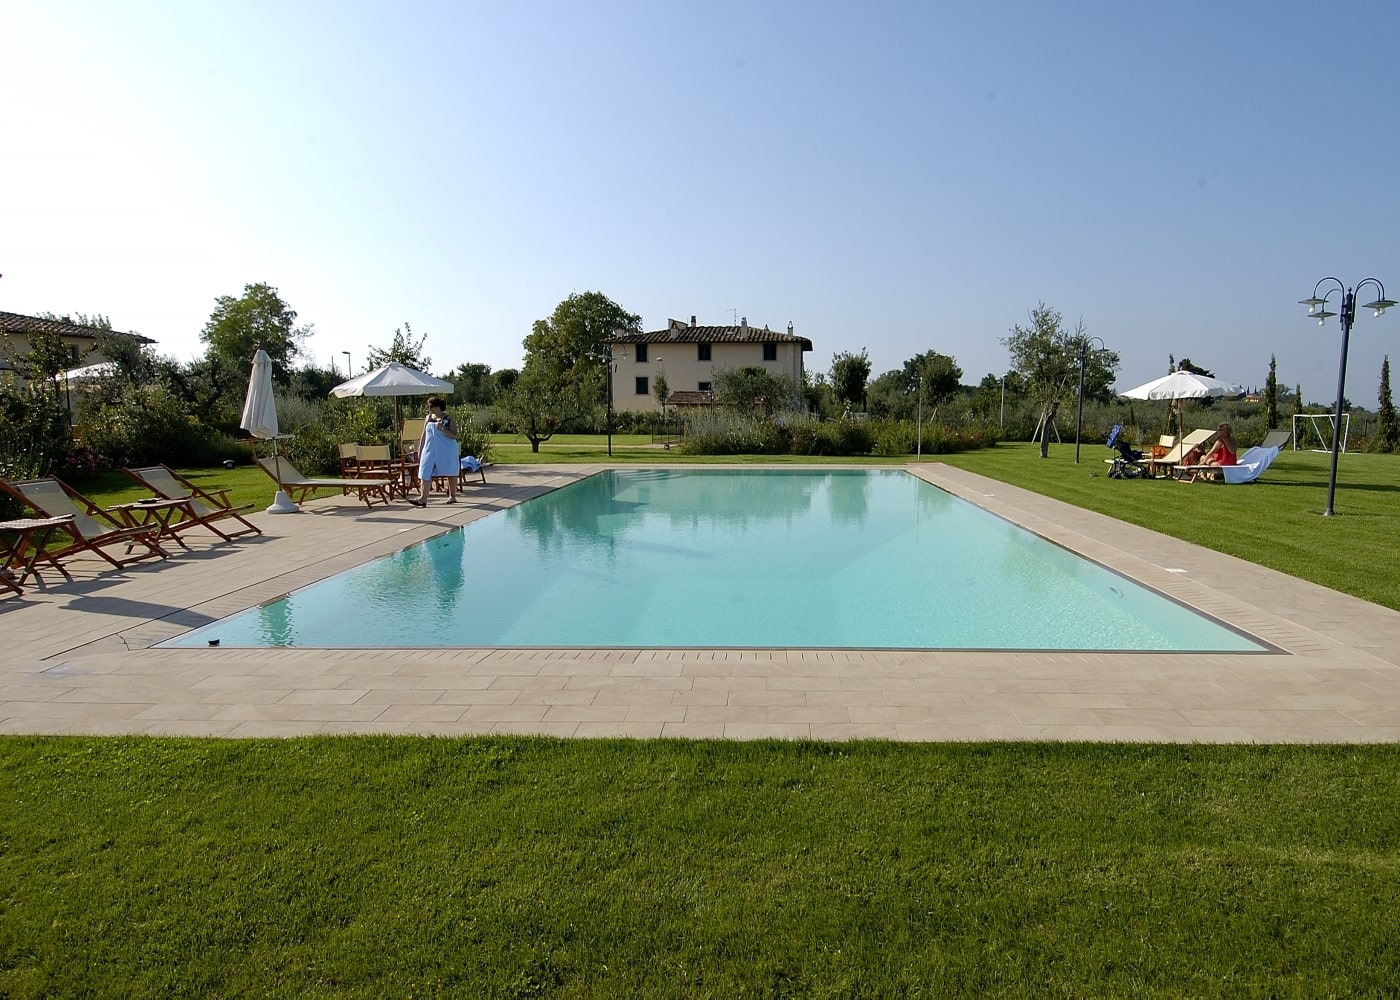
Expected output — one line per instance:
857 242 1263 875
607 316 812 413
0 310 153 378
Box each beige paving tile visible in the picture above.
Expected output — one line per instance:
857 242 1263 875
2 463 1399 743
660 721 726 738
723 723 811 739
573 721 666 738
542 704 630 723
625 704 688 723
810 723 900 740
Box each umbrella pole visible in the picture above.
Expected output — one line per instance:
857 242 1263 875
265 436 299 514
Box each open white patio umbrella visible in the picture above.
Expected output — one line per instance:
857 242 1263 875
329 362 453 433
240 349 299 514
1120 370 1242 443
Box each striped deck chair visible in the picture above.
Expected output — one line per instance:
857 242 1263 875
125 465 262 543
0 476 169 570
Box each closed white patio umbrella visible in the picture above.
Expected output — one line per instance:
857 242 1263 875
240 349 298 514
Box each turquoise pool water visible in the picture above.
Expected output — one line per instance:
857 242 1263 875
164 469 1267 651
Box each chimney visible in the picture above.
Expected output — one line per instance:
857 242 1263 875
740 316 748 334
691 315 696 327
788 321 794 336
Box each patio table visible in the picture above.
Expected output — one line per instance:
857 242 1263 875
109 498 196 551
0 515 77 591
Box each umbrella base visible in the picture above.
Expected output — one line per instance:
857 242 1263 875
266 491 299 514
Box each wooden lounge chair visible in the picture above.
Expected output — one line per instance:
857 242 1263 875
0 476 170 571
1176 445 1283 484
124 465 262 543
254 456 394 507
1143 428 1215 478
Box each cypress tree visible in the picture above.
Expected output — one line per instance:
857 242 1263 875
1264 354 1279 430
1378 356 1398 453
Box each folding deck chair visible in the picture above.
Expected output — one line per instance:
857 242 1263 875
125 465 262 543
1175 445 1283 484
1143 428 1215 478
254 456 395 507
0 476 170 571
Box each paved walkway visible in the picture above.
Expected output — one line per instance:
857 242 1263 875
4 463 1399 742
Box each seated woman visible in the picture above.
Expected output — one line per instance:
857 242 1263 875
1197 422 1238 480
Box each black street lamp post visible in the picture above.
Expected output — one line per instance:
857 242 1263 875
1298 277 1394 516
1074 337 1106 464
590 341 626 457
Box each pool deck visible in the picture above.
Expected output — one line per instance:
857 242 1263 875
4 463 1399 743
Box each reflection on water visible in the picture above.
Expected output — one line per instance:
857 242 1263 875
167 469 1266 652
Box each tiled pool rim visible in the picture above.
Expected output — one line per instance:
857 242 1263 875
3 462 1399 742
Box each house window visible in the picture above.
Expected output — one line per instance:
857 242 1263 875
763 342 777 362
635 376 649 395
698 381 712 392
635 343 648 363
698 342 711 362
67 344 80 363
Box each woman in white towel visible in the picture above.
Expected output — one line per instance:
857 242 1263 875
408 396 458 507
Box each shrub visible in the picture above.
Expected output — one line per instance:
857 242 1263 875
0 376 70 481
676 411 786 455
76 381 221 468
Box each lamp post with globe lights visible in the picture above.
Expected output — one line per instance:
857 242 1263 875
1298 277 1394 516
1074 337 1107 464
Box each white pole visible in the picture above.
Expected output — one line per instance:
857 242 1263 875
916 373 923 461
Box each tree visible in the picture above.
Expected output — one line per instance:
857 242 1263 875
200 283 310 384
446 362 495 407
288 364 342 401
0 326 72 481
493 368 520 396
1291 384 1303 422
830 349 871 412
1264 354 1280 430
652 367 670 414
1176 357 1215 377
1002 303 1094 458
712 365 793 415
901 350 963 417
498 363 588 452
94 329 156 384
1378 356 1398 453
365 322 431 372
522 292 642 404
865 370 911 419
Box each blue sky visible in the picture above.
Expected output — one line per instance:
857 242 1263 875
3 0 1398 404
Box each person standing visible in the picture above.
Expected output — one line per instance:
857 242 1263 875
408 396 459 506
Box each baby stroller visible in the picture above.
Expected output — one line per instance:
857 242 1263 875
1105 425 1147 479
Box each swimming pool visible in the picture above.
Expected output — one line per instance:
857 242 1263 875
165 469 1267 651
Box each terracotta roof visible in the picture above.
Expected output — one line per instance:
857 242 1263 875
611 323 812 351
0 310 154 344
666 390 713 407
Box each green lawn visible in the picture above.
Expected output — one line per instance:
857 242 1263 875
8 441 1400 993
3 738 1398 997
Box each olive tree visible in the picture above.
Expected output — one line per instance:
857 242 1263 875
1002 303 1117 458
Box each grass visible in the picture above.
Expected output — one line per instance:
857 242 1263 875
3 737 1399 997
9 440 1400 993
932 442 1400 611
